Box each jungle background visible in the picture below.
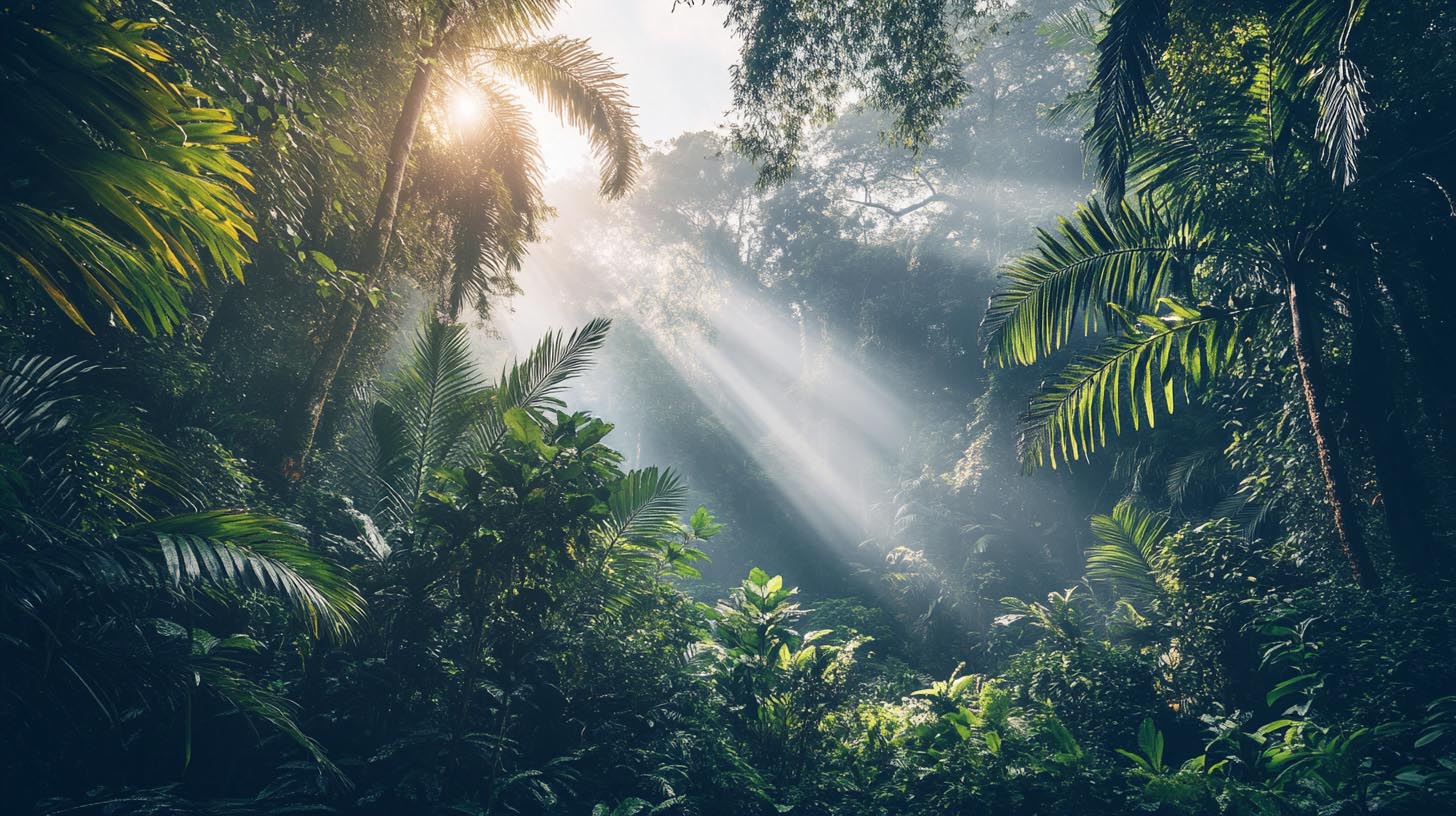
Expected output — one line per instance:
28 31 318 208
3 1 1455 814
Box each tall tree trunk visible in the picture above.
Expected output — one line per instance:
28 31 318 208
274 40 442 481
1285 263 1379 589
1349 276 1443 575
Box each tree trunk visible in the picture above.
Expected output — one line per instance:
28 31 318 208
1381 269 1456 464
274 39 442 481
1350 277 1446 575
1285 264 1380 589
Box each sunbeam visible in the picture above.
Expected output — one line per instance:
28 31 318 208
476 196 919 556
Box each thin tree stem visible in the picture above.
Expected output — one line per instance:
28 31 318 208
1285 262 1379 588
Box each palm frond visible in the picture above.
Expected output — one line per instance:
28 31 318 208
138 511 364 640
455 0 566 44
1276 0 1369 188
472 318 611 455
598 467 689 551
443 81 544 320
342 393 413 521
383 319 486 508
984 198 1202 367
192 632 345 780
1087 0 1170 201
483 36 641 197
1018 299 1264 470
1314 53 1367 189
0 354 205 522
1165 447 1227 510
1040 4 1104 51
0 355 97 445
1086 499 1168 602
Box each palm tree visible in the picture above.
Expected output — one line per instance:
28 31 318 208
0 0 254 334
277 0 642 480
982 0 1390 587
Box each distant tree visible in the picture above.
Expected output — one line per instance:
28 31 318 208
677 0 974 182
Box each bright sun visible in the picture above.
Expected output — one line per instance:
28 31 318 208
448 87 485 129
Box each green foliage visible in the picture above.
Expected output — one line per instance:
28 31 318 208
5 1 1456 814
143 511 364 640
0 0 254 334
1088 0 1170 200
484 36 641 199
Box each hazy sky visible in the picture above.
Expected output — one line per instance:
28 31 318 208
531 1 738 177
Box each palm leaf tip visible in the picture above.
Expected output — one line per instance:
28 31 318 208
494 316 611 412
471 317 611 456
1088 0 1171 200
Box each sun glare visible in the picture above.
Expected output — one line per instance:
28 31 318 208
448 87 485 129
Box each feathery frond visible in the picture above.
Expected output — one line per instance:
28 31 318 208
346 319 486 523
1276 0 1370 188
0 355 97 446
191 632 345 779
597 467 689 552
984 198 1205 367
453 0 566 45
140 512 365 640
1086 499 1168 603
472 318 612 455
1314 53 1367 189
1018 299 1263 470
483 36 641 197
389 320 486 506
442 81 544 320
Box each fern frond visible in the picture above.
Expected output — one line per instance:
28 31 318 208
472 318 611 455
395 321 484 500
598 467 689 551
1086 499 1168 602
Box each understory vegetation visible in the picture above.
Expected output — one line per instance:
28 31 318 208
2 1 1454 814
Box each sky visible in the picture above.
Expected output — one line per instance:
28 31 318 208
530 1 739 177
